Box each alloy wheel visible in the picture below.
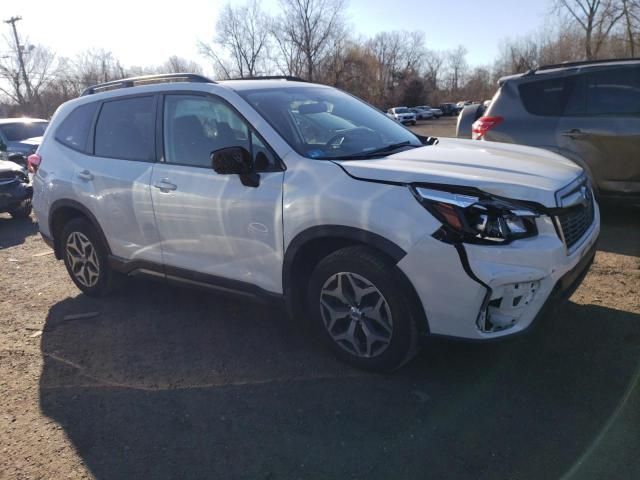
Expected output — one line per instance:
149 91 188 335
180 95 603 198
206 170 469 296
65 231 100 288
319 272 393 358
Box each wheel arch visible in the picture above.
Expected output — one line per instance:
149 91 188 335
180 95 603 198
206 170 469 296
282 226 429 334
49 199 111 260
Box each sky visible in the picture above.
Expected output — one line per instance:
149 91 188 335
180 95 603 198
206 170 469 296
4 0 553 72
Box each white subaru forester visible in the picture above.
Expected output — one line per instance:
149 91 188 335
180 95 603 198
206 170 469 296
31 74 600 371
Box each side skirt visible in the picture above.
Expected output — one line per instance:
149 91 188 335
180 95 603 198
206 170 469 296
108 255 284 306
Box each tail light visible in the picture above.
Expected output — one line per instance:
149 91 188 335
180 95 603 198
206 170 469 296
472 116 503 140
27 153 41 173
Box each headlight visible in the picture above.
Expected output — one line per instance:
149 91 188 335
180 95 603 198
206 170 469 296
412 186 539 245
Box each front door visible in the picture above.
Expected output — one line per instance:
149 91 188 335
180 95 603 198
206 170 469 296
149 93 285 294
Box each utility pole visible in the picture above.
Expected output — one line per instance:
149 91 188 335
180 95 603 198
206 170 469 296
4 16 32 100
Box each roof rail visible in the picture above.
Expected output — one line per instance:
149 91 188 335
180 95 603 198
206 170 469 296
81 73 216 96
228 75 307 82
525 57 640 76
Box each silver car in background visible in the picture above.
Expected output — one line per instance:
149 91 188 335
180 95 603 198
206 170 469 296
457 58 640 203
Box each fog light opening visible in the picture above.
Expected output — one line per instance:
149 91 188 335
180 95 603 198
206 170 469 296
476 280 541 333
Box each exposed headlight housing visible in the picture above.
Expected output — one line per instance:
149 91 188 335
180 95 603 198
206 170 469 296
412 186 539 245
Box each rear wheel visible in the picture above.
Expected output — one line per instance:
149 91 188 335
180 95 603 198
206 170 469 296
307 246 420 371
61 217 120 296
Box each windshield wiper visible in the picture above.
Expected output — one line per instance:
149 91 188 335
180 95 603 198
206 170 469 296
324 141 419 160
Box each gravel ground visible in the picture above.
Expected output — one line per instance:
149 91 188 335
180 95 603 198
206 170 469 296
1 130 639 478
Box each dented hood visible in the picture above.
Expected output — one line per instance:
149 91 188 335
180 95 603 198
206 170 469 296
336 138 583 207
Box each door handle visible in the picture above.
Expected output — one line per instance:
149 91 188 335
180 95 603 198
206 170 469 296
562 129 590 139
77 169 94 181
153 178 177 192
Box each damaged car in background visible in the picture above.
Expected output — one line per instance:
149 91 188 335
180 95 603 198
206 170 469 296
0 158 32 219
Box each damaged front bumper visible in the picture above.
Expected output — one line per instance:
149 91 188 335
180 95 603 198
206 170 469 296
398 203 600 341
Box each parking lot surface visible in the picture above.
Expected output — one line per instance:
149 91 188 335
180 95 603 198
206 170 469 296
1 144 639 478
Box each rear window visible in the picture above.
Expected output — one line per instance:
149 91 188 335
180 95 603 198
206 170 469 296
94 96 155 161
55 103 97 152
519 77 572 116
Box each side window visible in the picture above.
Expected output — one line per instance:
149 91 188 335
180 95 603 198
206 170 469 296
519 77 571 116
587 67 640 115
163 94 278 171
94 96 155 161
55 102 98 152
251 131 278 171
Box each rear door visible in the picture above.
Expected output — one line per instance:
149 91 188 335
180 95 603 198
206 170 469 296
558 65 640 195
75 95 162 263
149 93 285 294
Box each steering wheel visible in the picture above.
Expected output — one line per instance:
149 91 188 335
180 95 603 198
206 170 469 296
326 127 383 150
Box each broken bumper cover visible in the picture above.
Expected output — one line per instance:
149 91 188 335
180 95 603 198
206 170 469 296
397 204 600 340
0 181 32 213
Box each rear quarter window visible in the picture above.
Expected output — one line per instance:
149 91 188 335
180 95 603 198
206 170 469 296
518 77 572 116
55 103 98 152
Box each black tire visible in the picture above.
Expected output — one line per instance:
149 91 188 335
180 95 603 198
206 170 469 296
307 246 420 372
411 120 416 126
9 199 32 219
60 217 120 296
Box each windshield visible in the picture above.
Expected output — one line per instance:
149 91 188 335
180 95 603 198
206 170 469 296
0 121 48 142
394 108 410 114
239 86 421 159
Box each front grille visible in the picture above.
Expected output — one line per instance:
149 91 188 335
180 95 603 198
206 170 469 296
555 181 595 251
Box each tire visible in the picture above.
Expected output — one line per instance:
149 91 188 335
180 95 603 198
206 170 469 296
60 217 120 296
307 246 420 371
411 120 416 126
9 199 32 219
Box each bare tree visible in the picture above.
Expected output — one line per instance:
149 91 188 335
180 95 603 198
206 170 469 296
275 0 347 81
0 29 58 110
555 0 625 59
156 55 203 74
70 49 124 89
200 0 270 78
621 0 640 55
444 45 468 94
424 50 445 91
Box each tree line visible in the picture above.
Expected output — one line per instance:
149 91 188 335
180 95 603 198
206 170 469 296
1 0 639 118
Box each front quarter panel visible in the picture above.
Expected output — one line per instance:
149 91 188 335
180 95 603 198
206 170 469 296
283 154 438 258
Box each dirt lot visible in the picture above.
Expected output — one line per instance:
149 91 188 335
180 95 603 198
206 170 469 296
1 129 639 478
410 115 459 138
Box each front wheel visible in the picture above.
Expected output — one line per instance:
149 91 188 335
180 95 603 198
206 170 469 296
307 246 420 371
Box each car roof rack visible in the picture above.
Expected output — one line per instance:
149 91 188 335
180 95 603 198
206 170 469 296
228 75 307 82
81 73 216 96
524 57 640 76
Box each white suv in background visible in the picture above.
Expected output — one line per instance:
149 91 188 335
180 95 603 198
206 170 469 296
31 74 599 371
386 107 417 125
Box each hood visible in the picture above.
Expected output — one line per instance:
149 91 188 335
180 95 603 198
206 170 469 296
335 138 583 207
0 159 25 173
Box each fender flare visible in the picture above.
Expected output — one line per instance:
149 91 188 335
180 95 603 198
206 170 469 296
282 225 407 311
283 225 407 272
48 199 112 258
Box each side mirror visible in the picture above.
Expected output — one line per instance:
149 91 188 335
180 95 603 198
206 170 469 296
211 146 260 188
